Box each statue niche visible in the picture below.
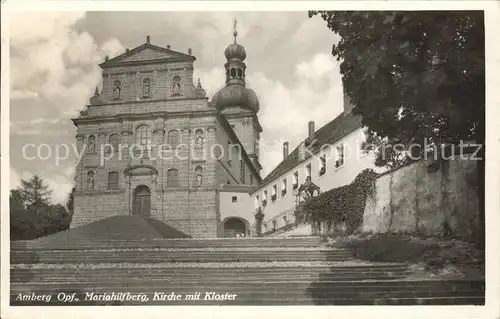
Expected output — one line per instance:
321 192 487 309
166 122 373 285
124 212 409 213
172 76 181 96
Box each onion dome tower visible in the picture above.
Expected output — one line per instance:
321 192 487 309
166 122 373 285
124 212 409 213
212 21 259 113
212 20 263 176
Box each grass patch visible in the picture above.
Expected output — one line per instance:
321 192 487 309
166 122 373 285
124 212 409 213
337 233 484 272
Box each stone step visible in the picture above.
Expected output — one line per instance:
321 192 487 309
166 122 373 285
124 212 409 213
11 251 353 264
10 264 410 273
12 273 411 283
11 237 325 250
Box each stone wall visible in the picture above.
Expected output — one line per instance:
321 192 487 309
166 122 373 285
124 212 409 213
362 155 479 240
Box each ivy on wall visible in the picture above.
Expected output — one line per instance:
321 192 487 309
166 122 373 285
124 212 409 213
295 169 378 234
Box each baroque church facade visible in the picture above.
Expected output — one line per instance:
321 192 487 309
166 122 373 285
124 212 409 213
71 32 263 238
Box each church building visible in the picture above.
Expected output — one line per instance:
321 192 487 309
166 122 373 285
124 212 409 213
71 31 263 238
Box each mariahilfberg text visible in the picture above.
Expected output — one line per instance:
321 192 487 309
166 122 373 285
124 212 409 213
86 292 238 303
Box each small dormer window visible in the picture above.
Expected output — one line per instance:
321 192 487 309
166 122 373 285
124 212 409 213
113 80 121 100
142 78 151 98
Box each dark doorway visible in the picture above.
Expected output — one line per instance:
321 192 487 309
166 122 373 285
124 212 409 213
133 185 151 217
224 218 246 238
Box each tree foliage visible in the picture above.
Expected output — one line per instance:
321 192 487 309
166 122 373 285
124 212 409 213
309 11 484 147
20 175 52 208
10 176 72 241
310 11 485 247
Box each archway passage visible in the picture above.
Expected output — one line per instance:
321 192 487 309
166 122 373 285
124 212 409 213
133 185 151 217
224 218 246 238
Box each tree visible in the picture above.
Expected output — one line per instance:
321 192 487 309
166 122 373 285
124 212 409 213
10 175 72 240
21 175 52 208
310 11 485 247
10 189 26 212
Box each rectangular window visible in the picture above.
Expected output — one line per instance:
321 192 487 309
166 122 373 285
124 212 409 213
255 195 260 208
108 171 119 190
263 190 268 206
336 143 345 168
272 220 277 230
167 169 179 187
319 154 326 176
281 178 287 196
232 196 238 203
293 171 299 189
306 163 312 181
271 185 277 201
240 160 245 184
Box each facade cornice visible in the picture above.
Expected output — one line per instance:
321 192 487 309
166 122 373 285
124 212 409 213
72 109 218 125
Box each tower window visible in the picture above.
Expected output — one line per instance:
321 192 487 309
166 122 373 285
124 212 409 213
113 80 121 100
237 68 243 79
230 68 236 78
232 196 238 203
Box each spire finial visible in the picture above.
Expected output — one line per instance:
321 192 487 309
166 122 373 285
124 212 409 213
233 19 238 43
94 87 99 95
197 78 202 88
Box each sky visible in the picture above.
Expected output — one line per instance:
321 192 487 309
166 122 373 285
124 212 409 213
9 11 344 205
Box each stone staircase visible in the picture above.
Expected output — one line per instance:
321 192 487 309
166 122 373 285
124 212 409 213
10 236 485 305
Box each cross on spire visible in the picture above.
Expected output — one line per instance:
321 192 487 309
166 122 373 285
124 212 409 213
233 19 238 43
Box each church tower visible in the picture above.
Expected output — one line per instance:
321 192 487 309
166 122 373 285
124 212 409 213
212 21 263 174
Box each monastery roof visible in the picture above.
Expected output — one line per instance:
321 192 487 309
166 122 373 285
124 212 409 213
260 111 362 187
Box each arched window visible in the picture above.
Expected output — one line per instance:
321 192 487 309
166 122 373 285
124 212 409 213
108 171 119 190
194 166 203 186
109 134 120 152
172 76 181 96
87 171 95 190
142 78 151 98
230 68 236 78
237 68 243 79
167 169 179 187
113 80 121 100
87 135 96 153
135 125 151 147
168 130 180 148
195 129 203 148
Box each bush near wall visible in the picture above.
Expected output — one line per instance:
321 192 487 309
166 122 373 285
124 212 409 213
297 169 378 234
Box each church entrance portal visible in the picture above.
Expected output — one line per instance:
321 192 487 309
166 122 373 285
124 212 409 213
133 185 151 217
224 218 247 238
